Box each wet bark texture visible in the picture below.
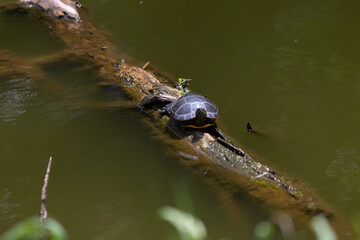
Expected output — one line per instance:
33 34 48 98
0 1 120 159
0 1 355 238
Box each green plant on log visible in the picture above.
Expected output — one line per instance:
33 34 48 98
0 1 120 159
178 78 192 95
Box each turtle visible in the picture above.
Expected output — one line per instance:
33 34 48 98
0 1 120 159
166 93 219 129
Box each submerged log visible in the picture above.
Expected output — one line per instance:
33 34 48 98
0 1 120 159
0 1 355 238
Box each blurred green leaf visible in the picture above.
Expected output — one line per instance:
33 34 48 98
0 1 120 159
254 221 274 240
310 215 337 240
0 216 67 240
44 218 68 240
159 206 206 240
351 214 360 239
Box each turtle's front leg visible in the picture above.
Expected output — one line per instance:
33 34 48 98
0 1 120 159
210 124 227 140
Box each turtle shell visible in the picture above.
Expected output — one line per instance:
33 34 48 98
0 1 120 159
168 93 219 121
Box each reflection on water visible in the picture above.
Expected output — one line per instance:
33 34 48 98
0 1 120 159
328 147 359 177
0 189 19 221
40 97 88 126
0 77 36 122
326 143 360 202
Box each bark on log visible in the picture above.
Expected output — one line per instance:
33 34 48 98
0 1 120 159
0 1 355 238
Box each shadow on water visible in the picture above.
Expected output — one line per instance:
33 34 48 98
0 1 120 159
0 8 64 57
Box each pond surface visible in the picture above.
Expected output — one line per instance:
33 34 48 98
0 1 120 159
1 0 360 239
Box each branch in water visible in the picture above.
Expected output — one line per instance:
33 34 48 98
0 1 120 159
40 156 53 222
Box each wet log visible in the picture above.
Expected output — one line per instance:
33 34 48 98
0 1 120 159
0 1 355 238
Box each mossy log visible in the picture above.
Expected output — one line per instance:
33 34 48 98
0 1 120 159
0 1 355 238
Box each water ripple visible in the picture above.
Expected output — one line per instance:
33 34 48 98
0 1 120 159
326 147 359 178
0 77 37 122
0 189 20 221
326 145 360 200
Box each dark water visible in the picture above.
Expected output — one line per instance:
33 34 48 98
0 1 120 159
1 0 360 239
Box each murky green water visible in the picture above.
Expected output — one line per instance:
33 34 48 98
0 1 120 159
1 0 360 239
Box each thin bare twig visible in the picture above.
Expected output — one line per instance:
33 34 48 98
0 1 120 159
40 156 53 222
142 61 150 70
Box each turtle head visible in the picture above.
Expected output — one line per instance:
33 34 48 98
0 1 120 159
195 108 207 126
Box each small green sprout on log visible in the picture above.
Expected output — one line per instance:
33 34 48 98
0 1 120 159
177 78 192 95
